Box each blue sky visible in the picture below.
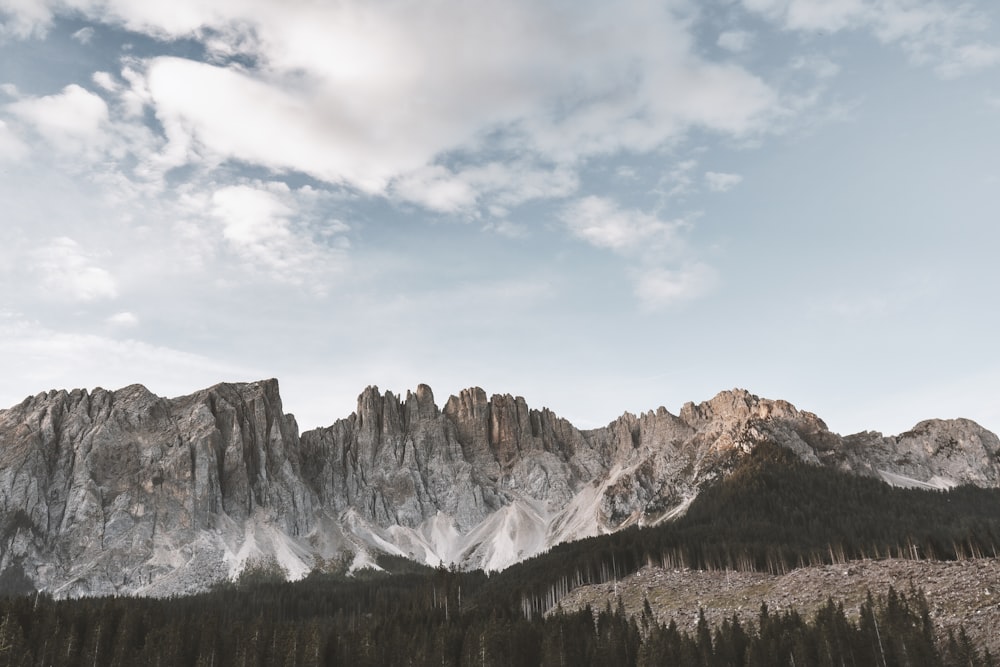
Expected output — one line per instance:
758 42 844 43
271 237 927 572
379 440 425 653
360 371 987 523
0 0 998 436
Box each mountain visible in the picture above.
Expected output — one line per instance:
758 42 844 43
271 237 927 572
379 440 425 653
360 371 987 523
0 379 998 597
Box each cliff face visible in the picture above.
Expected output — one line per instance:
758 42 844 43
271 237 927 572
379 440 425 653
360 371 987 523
0 380 313 597
1 380 998 597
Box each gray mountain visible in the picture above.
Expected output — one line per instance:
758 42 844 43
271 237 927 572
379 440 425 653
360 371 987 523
0 379 997 597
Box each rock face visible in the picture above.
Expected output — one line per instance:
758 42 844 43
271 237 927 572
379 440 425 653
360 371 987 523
0 380 998 597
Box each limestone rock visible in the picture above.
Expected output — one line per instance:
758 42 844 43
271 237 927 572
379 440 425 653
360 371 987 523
1 380 998 597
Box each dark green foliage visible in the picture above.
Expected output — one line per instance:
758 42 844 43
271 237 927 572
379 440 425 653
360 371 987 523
0 578 989 665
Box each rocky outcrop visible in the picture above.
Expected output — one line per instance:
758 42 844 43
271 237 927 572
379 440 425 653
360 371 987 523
0 380 312 597
1 380 998 597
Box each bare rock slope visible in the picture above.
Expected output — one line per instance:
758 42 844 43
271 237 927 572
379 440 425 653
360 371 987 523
0 380 997 596
555 559 1000 657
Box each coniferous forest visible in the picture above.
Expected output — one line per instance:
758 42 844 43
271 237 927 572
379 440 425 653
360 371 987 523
2 441 1000 666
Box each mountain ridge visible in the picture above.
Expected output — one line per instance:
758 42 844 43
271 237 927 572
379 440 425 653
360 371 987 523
1 378 998 597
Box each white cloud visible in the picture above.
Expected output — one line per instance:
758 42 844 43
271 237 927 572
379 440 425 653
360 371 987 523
0 0 53 39
933 42 1000 79
790 54 842 79
634 264 718 308
0 119 27 160
874 2 1000 78
390 162 578 215
718 30 754 53
209 182 348 287
6 84 108 153
107 311 139 327
0 312 258 407
562 196 714 307
391 165 478 214
0 1 781 211
92 71 119 92
30 237 118 302
744 0 1000 77
742 0 867 32
482 220 529 239
212 183 293 247
562 196 682 252
657 159 699 199
71 26 94 43
705 171 744 192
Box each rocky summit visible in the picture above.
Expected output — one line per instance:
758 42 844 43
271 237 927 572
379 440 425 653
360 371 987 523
0 379 998 597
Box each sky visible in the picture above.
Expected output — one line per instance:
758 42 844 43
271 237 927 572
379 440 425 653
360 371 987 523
0 0 998 438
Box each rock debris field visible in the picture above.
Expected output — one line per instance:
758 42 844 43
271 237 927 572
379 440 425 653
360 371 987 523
554 558 1000 655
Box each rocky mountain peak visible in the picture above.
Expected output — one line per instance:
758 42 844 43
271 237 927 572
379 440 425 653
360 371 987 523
678 388 815 428
2 379 999 598
405 383 438 421
887 418 1000 487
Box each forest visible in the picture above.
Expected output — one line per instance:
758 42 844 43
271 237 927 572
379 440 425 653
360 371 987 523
2 441 1000 665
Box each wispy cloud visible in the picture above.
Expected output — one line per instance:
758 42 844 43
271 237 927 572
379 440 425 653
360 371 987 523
0 312 258 405
390 162 579 216
743 0 1000 77
705 171 744 192
0 119 28 160
562 196 715 307
71 26 94 44
106 311 139 327
208 182 350 289
718 30 754 53
30 237 118 302
634 264 718 309
563 196 683 252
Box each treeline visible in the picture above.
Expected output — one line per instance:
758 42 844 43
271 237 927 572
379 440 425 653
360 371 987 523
0 574 994 665
490 441 1000 615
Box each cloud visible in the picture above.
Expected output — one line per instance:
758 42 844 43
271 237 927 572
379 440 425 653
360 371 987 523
718 30 754 53
0 119 28 160
6 84 109 153
482 220 529 239
562 196 714 306
390 165 477 214
91 71 119 92
874 2 1000 78
30 237 118 302
209 182 349 287
0 312 258 407
212 183 293 247
634 264 718 308
0 1 780 212
390 162 579 215
71 26 94 43
562 196 682 252
743 0 866 32
932 42 1000 79
656 159 699 199
0 0 53 39
107 311 139 327
790 54 842 79
705 171 744 192
744 0 1000 77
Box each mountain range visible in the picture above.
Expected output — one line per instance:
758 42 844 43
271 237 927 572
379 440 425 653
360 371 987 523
1 379 997 597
